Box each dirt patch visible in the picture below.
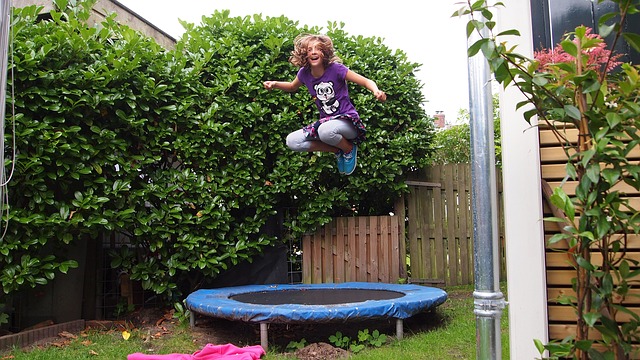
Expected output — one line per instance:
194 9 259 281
294 342 348 360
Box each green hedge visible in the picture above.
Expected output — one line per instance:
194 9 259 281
0 2 433 305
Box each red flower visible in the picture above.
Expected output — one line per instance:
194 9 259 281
534 27 622 73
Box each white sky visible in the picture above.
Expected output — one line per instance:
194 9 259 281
118 0 470 123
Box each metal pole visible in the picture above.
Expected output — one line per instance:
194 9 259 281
260 323 268 351
467 12 506 360
396 318 404 340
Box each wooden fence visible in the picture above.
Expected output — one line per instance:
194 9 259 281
301 163 505 286
301 216 402 284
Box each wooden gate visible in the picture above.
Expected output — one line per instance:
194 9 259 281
406 164 471 286
405 164 504 286
301 216 401 284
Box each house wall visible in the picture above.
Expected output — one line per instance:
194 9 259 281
502 1 640 357
13 0 176 49
496 2 549 359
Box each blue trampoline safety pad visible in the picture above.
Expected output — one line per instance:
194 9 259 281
186 282 448 323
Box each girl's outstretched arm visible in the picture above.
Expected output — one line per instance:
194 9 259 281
346 70 387 102
263 76 303 92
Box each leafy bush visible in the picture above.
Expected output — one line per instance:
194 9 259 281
430 94 501 165
1 2 432 309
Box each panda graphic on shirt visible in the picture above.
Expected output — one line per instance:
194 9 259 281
314 81 339 115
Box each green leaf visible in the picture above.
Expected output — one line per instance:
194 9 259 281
564 105 581 120
598 23 615 38
576 255 595 271
605 112 622 128
623 32 640 53
601 168 620 185
547 232 571 245
550 187 575 221
583 312 601 327
468 38 489 57
560 40 579 57
496 29 520 37
586 163 601 184
59 204 70 220
533 339 545 355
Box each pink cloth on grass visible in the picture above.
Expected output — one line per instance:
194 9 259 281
127 343 265 360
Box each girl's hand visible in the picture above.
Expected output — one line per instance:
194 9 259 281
374 90 387 102
263 81 277 90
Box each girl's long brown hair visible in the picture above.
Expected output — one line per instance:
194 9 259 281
289 34 341 68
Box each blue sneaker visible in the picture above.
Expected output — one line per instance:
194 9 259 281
342 144 357 175
335 150 345 174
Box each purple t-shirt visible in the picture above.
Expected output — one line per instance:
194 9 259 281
297 62 359 119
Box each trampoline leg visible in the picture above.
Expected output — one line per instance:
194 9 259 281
260 322 268 351
396 318 404 340
190 311 195 328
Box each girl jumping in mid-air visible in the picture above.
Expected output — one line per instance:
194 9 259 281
264 34 386 175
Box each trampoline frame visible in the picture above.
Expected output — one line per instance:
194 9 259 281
186 282 448 350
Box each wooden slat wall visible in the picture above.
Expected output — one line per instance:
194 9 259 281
302 216 401 284
539 122 640 347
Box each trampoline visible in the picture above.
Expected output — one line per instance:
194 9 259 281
186 282 447 350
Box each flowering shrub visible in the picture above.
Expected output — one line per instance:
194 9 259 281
534 27 623 73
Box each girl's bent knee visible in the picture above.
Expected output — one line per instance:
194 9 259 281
286 131 308 151
317 127 341 147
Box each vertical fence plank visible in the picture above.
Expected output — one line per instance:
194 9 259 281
407 186 421 279
458 164 471 284
368 216 379 282
335 217 345 283
423 185 435 279
420 183 436 279
433 166 446 282
380 216 390 283
394 196 407 279
466 165 475 280
302 234 312 284
445 164 459 285
312 230 322 284
323 220 334 283
357 217 368 281
418 186 429 279
348 217 358 282
379 216 390 282
390 216 401 282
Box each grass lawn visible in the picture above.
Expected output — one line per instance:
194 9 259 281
1 283 509 360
